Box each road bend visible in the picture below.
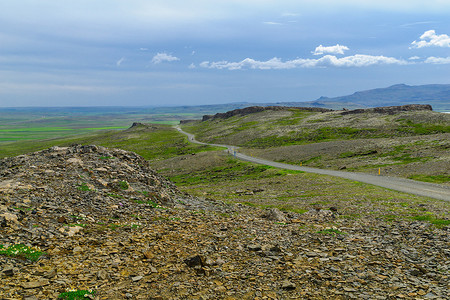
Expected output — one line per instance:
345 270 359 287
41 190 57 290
175 126 450 202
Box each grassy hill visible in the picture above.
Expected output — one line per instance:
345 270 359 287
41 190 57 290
182 106 449 147
181 106 450 184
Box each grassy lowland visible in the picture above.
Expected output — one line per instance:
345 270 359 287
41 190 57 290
0 123 220 161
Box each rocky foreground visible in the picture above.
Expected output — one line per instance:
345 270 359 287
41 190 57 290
0 145 449 299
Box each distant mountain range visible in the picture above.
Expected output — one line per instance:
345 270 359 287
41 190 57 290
281 84 450 112
183 84 450 113
1 84 448 117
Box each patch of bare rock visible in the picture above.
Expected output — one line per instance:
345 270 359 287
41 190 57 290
0 145 449 299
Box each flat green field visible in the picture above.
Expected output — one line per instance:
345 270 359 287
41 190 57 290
0 107 207 145
0 121 220 161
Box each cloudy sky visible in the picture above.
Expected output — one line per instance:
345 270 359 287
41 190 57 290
1 0 449 107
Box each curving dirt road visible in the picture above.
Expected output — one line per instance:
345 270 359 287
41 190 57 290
175 126 450 201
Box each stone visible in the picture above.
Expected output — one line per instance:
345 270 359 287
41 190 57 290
306 252 319 257
3 267 15 276
67 157 83 165
44 269 57 279
262 208 287 223
67 226 83 237
22 279 49 289
184 255 205 267
131 275 143 282
97 269 108 280
57 216 68 224
247 244 262 251
0 212 19 228
281 280 296 290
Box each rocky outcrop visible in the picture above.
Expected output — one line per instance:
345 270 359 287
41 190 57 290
1 145 449 299
202 106 333 121
179 119 198 124
341 104 433 115
0 144 186 206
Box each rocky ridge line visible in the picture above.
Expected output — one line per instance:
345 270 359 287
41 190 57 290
201 106 332 121
341 104 433 115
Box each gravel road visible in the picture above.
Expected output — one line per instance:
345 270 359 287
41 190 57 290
176 126 450 201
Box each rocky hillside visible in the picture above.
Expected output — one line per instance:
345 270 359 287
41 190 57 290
181 105 450 181
201 106 332 121
1 145 449 299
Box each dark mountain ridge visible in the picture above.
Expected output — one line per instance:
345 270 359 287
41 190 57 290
298 84 450 111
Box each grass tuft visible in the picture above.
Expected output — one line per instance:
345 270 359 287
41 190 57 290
412 214 450 227
58 290 96 300
0 244 45 261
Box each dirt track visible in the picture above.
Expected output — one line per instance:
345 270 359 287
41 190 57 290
176 126 450 201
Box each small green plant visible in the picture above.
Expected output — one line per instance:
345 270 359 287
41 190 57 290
138 191 149 196
13 206 32 211
286 208 308 214
99 156 114 160
0 244 45 261
275 222 288 225
317 228 346 235
58 290 96 300
108 224 121 230
134 199 158 207
78 183 91 191
412 214 450 227
339 214 360 220
383 214 399 222
119 181 129 190
68 223 87 228
107 193 124 199
408 174 450 184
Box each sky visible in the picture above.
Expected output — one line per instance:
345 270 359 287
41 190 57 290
0 0 449 107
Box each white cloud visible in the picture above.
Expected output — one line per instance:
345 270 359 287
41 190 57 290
116 57 125 67
200 54 407 70
410 30 450 48
188 63 196 69
425 56 450 64
263 21 283 25
400 21 436 28
281 12 300 17
408 56 421 60
313 44 350 55
151 52 180 64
